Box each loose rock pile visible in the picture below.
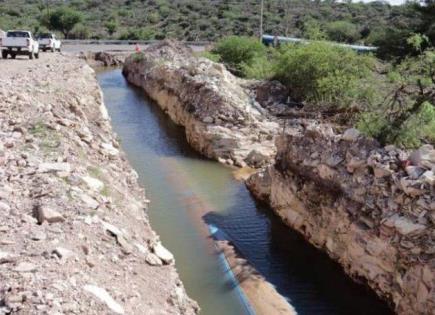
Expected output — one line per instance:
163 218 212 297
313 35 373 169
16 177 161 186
0 54 198 314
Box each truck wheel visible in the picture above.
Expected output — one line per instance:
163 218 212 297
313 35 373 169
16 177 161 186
57 47 61 52
51 47 55 53
1 51 7 59
11 53 16 59
35 52 39 59
29 52 34 60
42 48 46 52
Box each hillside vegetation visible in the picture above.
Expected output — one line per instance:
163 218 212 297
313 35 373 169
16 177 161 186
209 35 434 148
0 0 433 57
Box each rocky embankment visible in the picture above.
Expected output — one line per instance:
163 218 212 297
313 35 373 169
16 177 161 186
0 54 198 314
247 127 434 314
122 41 279 168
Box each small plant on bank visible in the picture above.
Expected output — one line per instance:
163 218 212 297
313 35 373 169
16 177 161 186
199 51 221 63
132 52 145 62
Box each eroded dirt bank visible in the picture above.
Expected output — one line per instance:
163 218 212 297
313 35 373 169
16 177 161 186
247 130 434 314
0 54 198 314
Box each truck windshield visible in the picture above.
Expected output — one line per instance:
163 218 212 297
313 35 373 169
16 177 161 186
39 34 52 39
7 32 29 38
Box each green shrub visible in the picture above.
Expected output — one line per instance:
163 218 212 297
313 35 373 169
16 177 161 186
199 51 221 63
131 52 145 62
273 41 375 107
212 36 267 75
241 54 275 80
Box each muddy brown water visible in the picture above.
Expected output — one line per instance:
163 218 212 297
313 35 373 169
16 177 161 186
97 68 393 315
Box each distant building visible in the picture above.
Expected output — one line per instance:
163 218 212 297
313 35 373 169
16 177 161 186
262 34 378 53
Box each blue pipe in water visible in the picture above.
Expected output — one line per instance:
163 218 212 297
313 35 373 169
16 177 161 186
208 224 256 315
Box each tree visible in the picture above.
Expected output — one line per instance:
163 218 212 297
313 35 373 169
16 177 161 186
43 7 82 39
303 19 327 40
358 35 435 147
105 20 118 36
326 21 361 43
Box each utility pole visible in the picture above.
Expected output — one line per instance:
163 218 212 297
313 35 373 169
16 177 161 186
260 0 264 41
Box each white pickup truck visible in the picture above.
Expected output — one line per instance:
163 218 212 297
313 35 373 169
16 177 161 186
38 33 61 52
1 30 39 59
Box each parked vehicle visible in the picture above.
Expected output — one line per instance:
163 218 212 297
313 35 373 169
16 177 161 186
1 30 39 59
0 29 5 47
38 33 61 52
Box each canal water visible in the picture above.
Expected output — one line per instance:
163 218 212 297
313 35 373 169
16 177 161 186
97 68 393 315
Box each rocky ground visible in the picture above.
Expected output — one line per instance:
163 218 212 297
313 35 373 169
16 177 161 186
0 53 198 314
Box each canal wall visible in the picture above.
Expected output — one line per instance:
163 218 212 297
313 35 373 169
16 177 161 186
247 130 434 315
122 40 279 168
0 53 198 314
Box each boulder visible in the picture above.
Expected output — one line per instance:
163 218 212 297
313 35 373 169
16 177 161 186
152 242 174 265
81 176 104 191
409 145 435 170
34 205 65 224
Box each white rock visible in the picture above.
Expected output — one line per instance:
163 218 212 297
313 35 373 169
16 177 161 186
0 201 11 212
421 171 434 186
53 247 74 260
409 145 435 170
14 262 37 272
342 128 361 141
405 166 424 180
0 251 17 264
393 217 426 235
202 116 214 124
145 253 163 266
81 176 104 191
83 285 124 314
101 221 122 237
152 242 174 265
100 143 119 157
79 193 99 209
34 206 65 224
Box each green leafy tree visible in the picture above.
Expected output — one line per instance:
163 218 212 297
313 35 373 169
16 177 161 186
105 20 118 36
43 7 83 39
303 19 327 40
326 21 360 43
358 35 435 147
